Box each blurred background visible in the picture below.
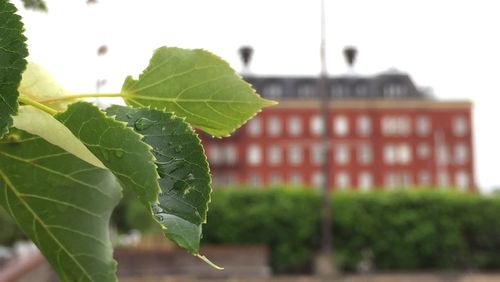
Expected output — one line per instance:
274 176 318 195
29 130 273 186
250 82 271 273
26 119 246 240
2 0 500 281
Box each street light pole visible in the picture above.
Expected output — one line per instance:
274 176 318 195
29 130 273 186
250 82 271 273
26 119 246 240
315 0 337 276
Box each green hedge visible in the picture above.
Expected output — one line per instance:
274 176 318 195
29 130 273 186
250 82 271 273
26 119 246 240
202 188 500 273
4 188 500 273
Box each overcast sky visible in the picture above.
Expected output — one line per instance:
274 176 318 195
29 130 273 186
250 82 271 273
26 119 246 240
13 0 500 191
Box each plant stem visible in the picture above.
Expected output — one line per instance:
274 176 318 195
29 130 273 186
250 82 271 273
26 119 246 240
37 93 124 103
18 96 58 115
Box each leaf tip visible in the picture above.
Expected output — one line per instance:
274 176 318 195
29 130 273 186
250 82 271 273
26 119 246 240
195 253 224 270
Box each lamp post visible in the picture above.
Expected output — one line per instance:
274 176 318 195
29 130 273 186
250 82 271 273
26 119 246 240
314 0 337 276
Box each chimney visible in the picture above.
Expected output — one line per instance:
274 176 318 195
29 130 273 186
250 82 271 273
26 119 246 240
238 46 253 74
343 46 357 74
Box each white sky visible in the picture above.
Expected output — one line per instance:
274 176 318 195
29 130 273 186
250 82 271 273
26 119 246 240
12 0 500 192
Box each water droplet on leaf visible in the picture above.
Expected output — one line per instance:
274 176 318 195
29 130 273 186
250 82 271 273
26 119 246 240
175 145 182 153
114 150 124 158
134 117 155 131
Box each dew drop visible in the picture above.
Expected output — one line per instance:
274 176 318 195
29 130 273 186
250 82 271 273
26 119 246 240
161 126 168 134
134 117 155 131
182 186 192 197
100 148 110 161
186 173 195 181
151 204 163 214
114 150 124 158
155 214 165 222
175 145 183 153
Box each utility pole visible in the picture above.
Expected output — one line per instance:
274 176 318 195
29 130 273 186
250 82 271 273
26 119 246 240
314 0 337 277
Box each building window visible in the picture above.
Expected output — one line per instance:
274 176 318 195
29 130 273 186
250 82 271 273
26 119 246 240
385 172 397 190
335 144 349 165
289 172 303 185
247 117 262 137
417 143 431 159
381 116 411 136
416 115 431 136
263 83 283 99
287 115 302 136
312 171 325 188
384 84 406 97
331 84 349 97
208 145 222 165
297 84 316 98
453 116 467 136
454 143 468 164
355 85 368 97
224 144 238 165
269 172 283 185
267 116 281 137
267 145 282 166
401 172 412 187
418 170 431 186
336 172 350 190
358 172 373 191
384 144 396 165
247 144 262 165
311 143 326 165
334 115 349 136
396 144 412 164
437 171 449 187
357 144 373 165
247 173 261 187
356 115 371 136
288 145 303 165
455 171 469 191
310 115 325 136
384 143 412 164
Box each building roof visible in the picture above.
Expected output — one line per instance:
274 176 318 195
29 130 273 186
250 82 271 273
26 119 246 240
244 72 430 100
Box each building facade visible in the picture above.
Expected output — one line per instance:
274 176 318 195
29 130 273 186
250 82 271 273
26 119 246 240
200 50 475 192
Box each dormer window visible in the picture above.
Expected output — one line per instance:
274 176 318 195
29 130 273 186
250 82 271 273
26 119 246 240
384 84 406 97
331 84 349 97
297 84 316 98
355 84 368 97
263 83 283 98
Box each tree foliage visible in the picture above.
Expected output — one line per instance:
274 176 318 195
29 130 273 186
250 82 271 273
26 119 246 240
0 1 275 280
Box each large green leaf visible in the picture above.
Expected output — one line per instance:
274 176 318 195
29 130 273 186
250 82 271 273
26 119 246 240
0 128 121 282
0 0 28 138
122 47 276 137
56 102 160 205
106 105 211 254
18 62 73 111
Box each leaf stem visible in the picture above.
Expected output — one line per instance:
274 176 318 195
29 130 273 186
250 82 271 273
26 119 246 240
195 253 224 270
18 96 58 115
37 93 124 103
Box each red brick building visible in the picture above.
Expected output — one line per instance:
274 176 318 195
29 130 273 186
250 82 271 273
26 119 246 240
201 49 475 192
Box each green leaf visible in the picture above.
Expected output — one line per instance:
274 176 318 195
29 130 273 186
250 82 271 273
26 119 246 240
122 47 276 137
0 0 28 139
13 106 105 169
106 105 211 254
56 102 160 205
0 128 121 282
19 62 73 111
